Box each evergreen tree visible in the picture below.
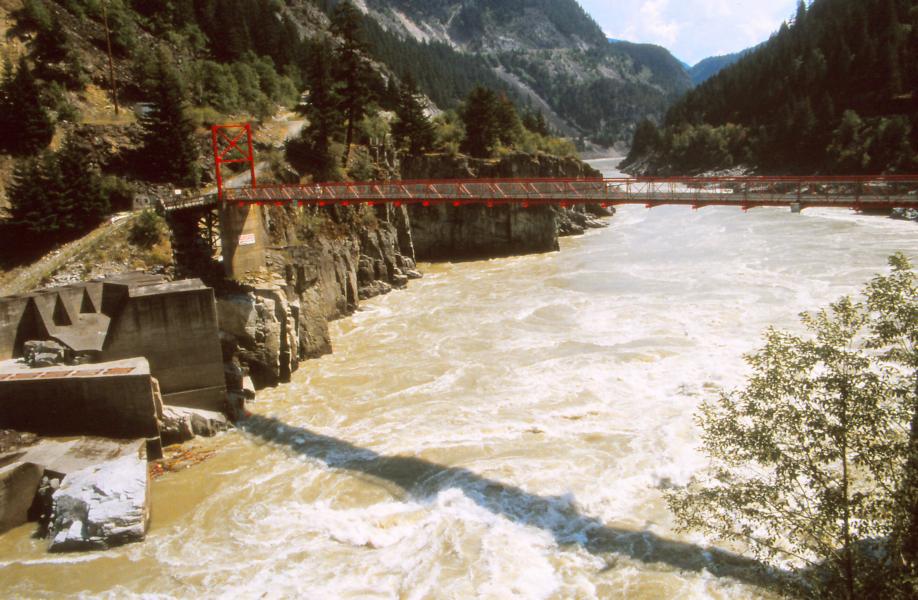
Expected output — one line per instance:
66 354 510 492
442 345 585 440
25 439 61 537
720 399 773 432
493 93 523 147
460 86 501 158
287 39 343 181
0 58 54 156
522 110 550 136
57 135 110 230
330 1 373 167
137 47 199 186
7 134 111 237
392 73 434 156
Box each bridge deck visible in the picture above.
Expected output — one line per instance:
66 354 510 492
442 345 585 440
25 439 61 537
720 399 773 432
165 176 918 212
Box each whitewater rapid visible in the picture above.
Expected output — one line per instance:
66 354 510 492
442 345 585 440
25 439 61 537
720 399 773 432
1 157 916 599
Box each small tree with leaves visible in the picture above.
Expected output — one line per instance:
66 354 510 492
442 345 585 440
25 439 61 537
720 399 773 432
667 255 917 599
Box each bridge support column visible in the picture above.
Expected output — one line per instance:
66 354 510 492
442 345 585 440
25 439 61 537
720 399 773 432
220 204 267 280
790 203 802 214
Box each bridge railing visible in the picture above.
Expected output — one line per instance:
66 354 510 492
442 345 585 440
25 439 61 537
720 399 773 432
164 175 918 211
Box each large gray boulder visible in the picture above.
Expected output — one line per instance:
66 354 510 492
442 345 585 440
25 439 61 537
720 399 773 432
160 406 230 446
0 461 44 533
48 440 150 552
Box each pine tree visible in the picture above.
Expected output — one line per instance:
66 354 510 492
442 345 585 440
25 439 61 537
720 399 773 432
460 86 501 158
0 58 54 156
137 47 200 186
57 135 110 230
392 73 434 156
287 39 343 181
330 1 373 167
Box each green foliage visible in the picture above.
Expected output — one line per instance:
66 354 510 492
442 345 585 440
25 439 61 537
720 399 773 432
432 110 464 156
624 119 661 166
522 110 550 137
391 74 434 156
667 256 918 598
0 59 55 156
136 47 200 186
642 0 918 174
286 38 343 182
7 134 111 238
19 0 53 31
101 175 135 211
346 146 377 182
331 1 375 166
128 209 166 248
827 110 916 175
459 87 521 158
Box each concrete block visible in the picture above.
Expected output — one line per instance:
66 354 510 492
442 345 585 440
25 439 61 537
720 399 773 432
0 358 161 441
0 460 44 533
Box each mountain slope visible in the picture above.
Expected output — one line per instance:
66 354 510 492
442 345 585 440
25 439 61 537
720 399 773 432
625 0 918 175
358 0 692 147
688 50 748 85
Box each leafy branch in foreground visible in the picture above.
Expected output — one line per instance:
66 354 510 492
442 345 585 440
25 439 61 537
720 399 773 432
667 254 917 599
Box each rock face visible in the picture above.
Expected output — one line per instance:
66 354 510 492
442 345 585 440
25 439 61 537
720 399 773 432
159 405 230 446
0 461 44 533
216 204 418 388
402 153 612 260
48 439 150 552
22 341 72 368
891 208 918 222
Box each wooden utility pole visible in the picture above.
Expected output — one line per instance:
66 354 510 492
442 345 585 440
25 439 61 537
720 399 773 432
101 1 119 115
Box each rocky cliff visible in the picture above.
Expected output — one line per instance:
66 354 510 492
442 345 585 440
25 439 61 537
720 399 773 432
210 152 612 389
215 204 419 388
402 152 612 260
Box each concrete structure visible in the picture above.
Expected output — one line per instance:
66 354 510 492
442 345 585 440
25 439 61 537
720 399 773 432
220 204 267 280
0 274 226 411
0 461 43 533
0 358 162 451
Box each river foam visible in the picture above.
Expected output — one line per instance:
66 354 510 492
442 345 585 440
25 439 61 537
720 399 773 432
1 164 916 598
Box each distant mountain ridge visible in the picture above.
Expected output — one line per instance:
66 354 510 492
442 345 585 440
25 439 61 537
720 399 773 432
688 49 754 85
359 0 693 147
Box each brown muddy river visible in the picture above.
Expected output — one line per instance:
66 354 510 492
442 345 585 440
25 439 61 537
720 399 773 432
2 158 917 598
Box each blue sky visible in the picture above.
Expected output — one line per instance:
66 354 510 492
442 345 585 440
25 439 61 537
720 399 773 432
577 0 800 65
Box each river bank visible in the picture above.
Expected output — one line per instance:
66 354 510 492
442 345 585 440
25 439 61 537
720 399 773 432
5 157 918 595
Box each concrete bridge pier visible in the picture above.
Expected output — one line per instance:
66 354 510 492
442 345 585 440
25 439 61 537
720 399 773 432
791 203 802 213
220 204 267 280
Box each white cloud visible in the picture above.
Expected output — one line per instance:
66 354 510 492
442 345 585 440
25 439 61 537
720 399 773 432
579 0 797 64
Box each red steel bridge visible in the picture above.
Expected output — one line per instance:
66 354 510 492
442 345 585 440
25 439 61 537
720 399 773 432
165 124 918 213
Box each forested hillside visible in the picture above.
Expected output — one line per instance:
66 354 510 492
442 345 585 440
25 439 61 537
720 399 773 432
624 0 918 175
359 0 692 146
0 0 585 261
688 50 749 86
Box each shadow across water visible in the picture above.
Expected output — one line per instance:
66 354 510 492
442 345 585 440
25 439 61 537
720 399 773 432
240 413 783 590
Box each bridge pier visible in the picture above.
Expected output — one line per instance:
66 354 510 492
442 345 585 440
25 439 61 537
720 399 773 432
220 204 267 280
790 203 802 213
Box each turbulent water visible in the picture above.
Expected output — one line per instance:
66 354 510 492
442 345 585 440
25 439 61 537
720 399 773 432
2 157 917 599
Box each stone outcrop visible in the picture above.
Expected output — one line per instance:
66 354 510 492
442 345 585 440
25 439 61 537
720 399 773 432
159 406 230 446
0 460 44 533
401 152 613 260
892 208 918 222
48 439 150 552
215 203 418 389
